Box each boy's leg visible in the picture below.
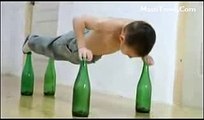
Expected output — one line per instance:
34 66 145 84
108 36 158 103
22 30 102 64
22 31 78 62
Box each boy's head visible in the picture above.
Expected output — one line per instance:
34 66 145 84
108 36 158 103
119 21 156 58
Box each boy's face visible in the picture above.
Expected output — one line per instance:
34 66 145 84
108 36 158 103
119 32 139 58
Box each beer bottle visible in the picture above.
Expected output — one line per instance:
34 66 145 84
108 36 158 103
136 59 152 113
72 59 91 117
21 52 34 96
44 58 56 96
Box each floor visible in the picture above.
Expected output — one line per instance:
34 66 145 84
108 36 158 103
1 75 203 118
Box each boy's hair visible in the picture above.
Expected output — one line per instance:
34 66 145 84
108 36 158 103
124 21 156 57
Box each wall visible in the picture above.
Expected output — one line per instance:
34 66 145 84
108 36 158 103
173 2 203 109
181 2 203 108
30 2 59 80
1 2 26 76
57 2 179 105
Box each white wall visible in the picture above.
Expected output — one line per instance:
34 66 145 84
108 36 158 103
1 2 26 76
57 2 179 105
182 2 203 108
30 2 59 80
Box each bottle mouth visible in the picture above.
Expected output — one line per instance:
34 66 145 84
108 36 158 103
27 52 32 54
82 57 87 61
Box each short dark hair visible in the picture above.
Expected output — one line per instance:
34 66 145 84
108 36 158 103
124 21 156 57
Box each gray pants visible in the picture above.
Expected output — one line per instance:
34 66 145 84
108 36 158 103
28 30 102 64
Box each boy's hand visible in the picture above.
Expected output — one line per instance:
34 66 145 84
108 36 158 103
143 55 154 66
78 47 93 61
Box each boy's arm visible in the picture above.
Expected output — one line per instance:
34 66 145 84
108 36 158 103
72 15 99 61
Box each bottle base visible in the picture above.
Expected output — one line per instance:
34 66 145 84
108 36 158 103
21 92 33 96
44 92 55 96
72 111 89 117
136 107 150 113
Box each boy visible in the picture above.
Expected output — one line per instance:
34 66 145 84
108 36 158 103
23 15 156 65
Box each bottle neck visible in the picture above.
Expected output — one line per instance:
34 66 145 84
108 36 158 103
80 59 87 69
140 60 150 82
26 52 32 64
78 60 88 79
142 61 149 72
48 58 55 65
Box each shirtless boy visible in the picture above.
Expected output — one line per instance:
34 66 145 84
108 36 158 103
23 15 156 65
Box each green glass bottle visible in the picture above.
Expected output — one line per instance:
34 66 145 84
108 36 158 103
135 59 152 113
21 52 34 96
44 58 56 96
72 59 91 117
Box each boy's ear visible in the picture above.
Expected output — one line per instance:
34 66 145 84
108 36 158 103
119 34 125 43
